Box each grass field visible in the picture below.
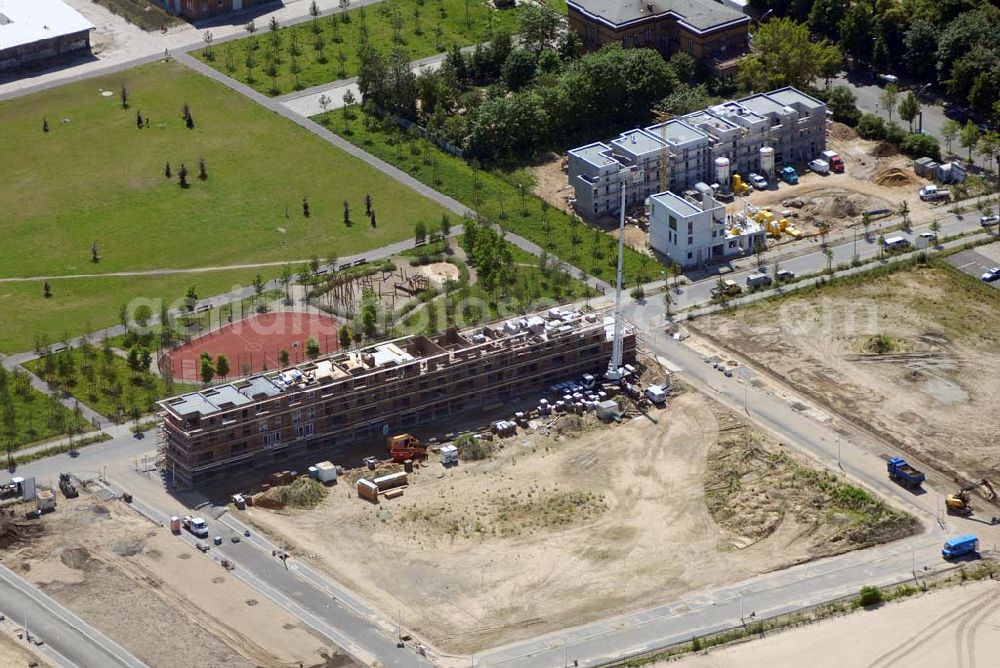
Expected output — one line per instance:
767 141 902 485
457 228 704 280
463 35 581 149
194 0 521 96
0 59 447 352
317 108 652 285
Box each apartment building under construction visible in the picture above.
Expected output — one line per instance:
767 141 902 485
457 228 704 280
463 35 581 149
159 308 637 487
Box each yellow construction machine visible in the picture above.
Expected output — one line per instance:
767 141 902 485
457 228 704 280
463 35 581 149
946 479 997 515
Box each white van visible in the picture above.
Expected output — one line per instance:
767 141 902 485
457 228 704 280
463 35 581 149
882 236 911 250
808 159 830 175
746 272 773 288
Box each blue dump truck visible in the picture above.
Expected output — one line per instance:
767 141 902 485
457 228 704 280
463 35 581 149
942 534 979 560
887 456 925 488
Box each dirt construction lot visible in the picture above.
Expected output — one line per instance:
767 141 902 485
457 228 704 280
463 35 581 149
696 261 1000 485
239 390 915 654
671 580 1000 668
0 493 347 668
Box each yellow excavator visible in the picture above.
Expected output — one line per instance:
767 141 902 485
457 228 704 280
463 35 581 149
946 479 998 515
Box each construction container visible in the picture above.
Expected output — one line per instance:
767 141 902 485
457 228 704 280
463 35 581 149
403 459 414 473
307 466 319 480
170 516 181 534
315 461 338 483
596 400 621 421
373 471 408 492
357 479 379 503
440 445 459 465
35 489 56 513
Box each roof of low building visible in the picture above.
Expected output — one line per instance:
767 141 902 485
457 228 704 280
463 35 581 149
0 0 94 51
569 0 748 33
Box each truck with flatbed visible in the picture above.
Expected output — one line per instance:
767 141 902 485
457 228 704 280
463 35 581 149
887 456 925 488
820 150 845 173
711 279 742 298
780 166 799 185
183 515 209 538
919 185 950 201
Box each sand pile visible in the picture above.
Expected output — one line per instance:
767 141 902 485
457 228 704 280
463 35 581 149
803 193 870 219
875 166 917 188
871 141 898 158
259 477 328 509
829 123 857 141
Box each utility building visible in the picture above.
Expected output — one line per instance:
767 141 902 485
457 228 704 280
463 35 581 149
0 0 93 72
159 308 637 487
567 87 828 219
153 0 272 20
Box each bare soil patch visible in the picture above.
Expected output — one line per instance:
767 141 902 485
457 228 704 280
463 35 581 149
528 153 574 213
237 390 915 654
695 263 1000 484
0 490 344 668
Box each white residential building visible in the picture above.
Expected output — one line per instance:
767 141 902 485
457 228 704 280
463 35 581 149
649 190 764 268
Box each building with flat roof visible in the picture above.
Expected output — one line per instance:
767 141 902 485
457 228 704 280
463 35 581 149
567 87 827 219
0 0 93 72
648 188 763 267
159 308 637 487
567 0 750 74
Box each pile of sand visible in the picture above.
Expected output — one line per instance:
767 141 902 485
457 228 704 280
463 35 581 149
0 516 42 549
828 122 857 141
259 477 328 510
803 193 870 219
871 141 898 158
874 166 917 188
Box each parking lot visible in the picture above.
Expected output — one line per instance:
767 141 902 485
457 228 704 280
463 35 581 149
947 241 1000 287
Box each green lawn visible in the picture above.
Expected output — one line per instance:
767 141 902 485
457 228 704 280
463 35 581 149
0 59 448 352
195 0 522 96
317 108 652 285
0 366 91 452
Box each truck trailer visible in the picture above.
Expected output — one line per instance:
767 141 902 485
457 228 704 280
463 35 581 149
887 456 925 488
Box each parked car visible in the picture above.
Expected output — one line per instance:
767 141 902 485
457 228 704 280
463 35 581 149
749 173 767 190
945 107 968 122
878 73 899 84
980 215 1000 227
776 269 796 281
981 267 1000 282
918 232 938 247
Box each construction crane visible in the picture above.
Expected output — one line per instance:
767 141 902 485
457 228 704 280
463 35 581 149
946 479 998 515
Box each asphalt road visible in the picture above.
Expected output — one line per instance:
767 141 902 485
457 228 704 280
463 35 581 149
946 243 1000 288
0 563 146 668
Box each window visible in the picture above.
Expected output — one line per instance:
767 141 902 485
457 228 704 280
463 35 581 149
263 431 282 447
687 236 693 245
687 221 693 234
292 410 301 423
686 251 693 259
633 33 639 47
668 215 677 231
258 420 268 433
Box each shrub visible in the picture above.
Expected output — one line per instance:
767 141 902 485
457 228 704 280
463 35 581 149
455 432 492 460
858 585 884 607
856 113 886 140
900 132 941 161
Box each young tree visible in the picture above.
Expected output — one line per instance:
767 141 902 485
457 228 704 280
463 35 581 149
898 91 920 132
369 209 377 228
120 84 129 110
898 200 910 229
941 119 961 156
440 213 451 239
880 84 899 123
252 273 265 299
91 241 100 264
43 281 52 299
278 348 291 366
960 121 981 163
203 30 214 60
198 158 208 180
302 195 310 218
309 0 320 17
318 93 332 114
178 163 189 188
136 109 143 129
164 162 171 178
306 337 321 359
338 324 351 350
43 117 49 133
216 354 230 380
200 356 215 384
364 193 372 216
862 211 872 239
280 263 293 301
877 234 886 259
753 239 765 267
415 220 427 244
343 200 351 226
185 285 198 311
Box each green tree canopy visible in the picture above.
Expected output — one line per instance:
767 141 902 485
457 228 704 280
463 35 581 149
738 18 841 90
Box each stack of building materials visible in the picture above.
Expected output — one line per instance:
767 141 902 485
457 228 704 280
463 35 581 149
439 445 459 465
357 479 379 503
596 400 622 421
492 421 517 437
373 471 408 492
315 461 338 483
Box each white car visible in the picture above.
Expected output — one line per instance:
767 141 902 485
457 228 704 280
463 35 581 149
749 173 768 190
878 73 899 84
981 215 1000 227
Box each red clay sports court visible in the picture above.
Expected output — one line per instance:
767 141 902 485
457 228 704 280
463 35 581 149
164 311 340 382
